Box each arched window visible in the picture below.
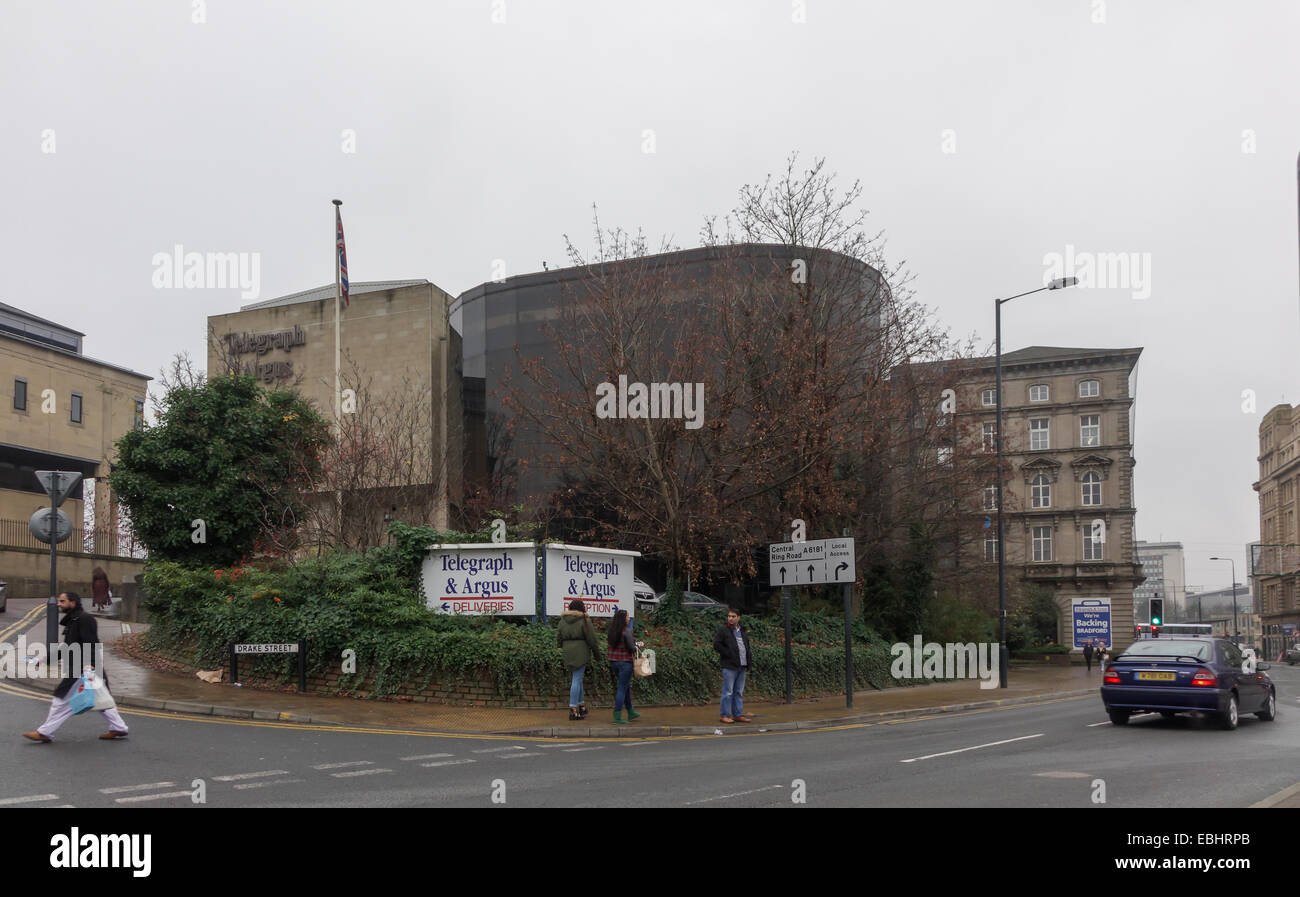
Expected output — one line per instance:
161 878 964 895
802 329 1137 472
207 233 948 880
1031 475 1051 508
1079 379 1100 398
1081 472 1101 506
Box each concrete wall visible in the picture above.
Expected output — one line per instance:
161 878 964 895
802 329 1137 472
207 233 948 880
0 544 143 600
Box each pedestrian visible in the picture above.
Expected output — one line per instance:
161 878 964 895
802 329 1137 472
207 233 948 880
1097 643 1108 669
557 599 600 721
713 607 753 724
23 591 129 743
91 567 111 613
1083 639 1095 673
606 609 641 725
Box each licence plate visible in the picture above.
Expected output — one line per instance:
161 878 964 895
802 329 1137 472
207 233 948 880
1136 671 1176 681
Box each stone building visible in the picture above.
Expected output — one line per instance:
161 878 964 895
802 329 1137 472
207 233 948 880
1253 403 1300 657
0 302 149 596
952 346 1145 650
206 280 461 545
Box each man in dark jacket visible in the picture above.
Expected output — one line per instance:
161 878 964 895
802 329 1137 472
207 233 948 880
713 608 753 723
23 591 129 743
1083 640 1095 673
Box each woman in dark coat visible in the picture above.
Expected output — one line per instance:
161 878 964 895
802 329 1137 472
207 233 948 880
91 567 111 613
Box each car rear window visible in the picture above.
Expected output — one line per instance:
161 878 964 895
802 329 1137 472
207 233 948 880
1119 640 1210 661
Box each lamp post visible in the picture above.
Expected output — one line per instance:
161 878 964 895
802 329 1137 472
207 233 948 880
1209 557 1239 641
995 276 1078 688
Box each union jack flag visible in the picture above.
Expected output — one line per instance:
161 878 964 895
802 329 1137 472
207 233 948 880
336 205 350 307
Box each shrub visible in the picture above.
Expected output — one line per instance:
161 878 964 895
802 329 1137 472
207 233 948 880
141 551 901 703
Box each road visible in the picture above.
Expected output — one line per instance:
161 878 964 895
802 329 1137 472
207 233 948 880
4 662 1299 808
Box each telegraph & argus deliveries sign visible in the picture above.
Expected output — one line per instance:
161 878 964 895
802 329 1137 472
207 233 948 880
422 543 537 615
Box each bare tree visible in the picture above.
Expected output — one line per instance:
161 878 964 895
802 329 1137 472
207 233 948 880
295 353 456 553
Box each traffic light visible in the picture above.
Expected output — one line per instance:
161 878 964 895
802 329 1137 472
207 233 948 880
1151 598 1163 627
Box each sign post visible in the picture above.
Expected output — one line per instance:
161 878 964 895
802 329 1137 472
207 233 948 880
34 471 82 647
782 585 793 704
769 535 857 706
842 528 853 708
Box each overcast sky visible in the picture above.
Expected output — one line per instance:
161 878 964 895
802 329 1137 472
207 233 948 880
4 0 1297 591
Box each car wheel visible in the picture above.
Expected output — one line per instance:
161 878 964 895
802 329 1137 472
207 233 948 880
1256 689 1277 722
1220 693 1239 730
1107 710 1130 726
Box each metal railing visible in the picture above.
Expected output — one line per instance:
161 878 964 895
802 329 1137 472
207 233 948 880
0 517 142 557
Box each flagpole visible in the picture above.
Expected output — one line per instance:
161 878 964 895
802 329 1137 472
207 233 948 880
332 199 343 545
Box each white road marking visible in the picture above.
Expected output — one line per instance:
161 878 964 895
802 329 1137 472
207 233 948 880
471 746 525 753
498 752 542 759
621 741 657 746
312 760 374 770
0 794 59 806
99 782 177 794
685 785 785 805
214 770 291 781
537 743 582 748
400 753 454 761
421 759 475 768
234 778 305 791
115 791 195 803
900 734 1044 763
331 768 393 778
562 747 603 752
1086 721 1112 727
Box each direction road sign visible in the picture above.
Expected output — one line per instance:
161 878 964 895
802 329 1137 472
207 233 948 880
35 470 83 508
768 537 855 586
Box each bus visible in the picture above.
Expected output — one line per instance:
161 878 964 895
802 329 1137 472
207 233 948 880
1157 623 1213 637
1134 622 1213 639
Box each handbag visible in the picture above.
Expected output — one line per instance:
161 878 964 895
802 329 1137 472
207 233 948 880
634 646 656 678
67 673 97 715
92 674 117 712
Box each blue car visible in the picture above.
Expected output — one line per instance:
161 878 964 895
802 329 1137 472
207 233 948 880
1100 637 1276 730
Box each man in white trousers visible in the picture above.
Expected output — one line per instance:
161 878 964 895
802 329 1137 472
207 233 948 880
23 591 129 743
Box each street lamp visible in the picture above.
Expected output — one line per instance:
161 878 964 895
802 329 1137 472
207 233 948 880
995 276 1078 688
1209 557 1239 642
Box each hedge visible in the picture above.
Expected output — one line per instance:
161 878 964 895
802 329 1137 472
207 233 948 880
139 544 902 703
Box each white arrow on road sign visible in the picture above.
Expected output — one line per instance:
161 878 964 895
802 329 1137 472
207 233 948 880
35 470 83 508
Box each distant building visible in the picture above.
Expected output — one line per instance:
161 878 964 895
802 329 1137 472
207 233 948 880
1185 582 1259 648
0 302 149 596
1246 539 1262 611
1133 541 1186 622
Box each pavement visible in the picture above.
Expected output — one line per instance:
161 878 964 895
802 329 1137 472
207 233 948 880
3 598 1103 738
